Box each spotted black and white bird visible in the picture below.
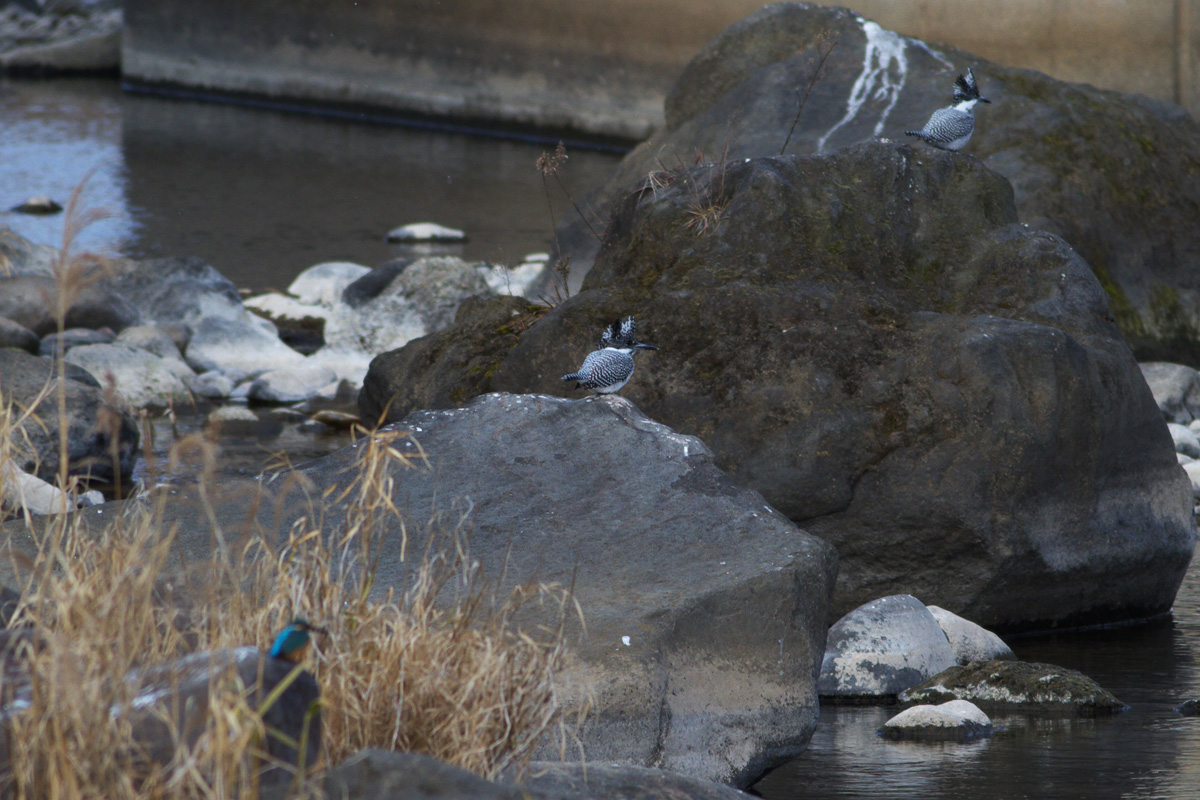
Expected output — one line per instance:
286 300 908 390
562 316 657 394
905 68 991 151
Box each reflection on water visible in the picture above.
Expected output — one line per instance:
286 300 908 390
754 553 1200 799
0 77 623 291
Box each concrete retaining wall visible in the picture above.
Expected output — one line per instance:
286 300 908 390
123 0 1200 142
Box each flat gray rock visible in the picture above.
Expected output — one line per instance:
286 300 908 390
0 316 38 353
247 361 338 403
819 595 956 698
1168 422 1200 458
185 316 306 382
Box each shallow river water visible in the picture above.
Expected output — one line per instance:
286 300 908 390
4 76 1199 800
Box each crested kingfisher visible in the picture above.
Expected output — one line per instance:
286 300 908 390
905 68 991 151
268 618 328 663
562 316 657 394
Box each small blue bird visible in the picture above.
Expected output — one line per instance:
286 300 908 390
268 618 328 663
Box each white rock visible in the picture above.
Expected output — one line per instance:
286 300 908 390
322 299 427 367
477 260 546 298
2 462 87 515
243 292 330 323
63 343 191 409
1168 423 1200 458
882 699 992 739
386 222 466 243
115 325 185 361
926 605 1014 665
1179 453 1195 465
207 405 258 424
185 317 306 383
818 594 957 697
247 363 339 404
287 261 371 306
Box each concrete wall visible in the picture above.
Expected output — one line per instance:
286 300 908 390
122 0 1200 142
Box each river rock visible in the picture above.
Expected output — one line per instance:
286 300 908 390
818 595 956 698
0 348 138 484
110 255 246 327
362 142 1195 631
553 3 1200 363
182 370 234 400
1 462 103 516
387 255 491 332
1178 699 1200 716
1181 461 1200 499
386 222 466 243
0 317 39 353
10 196 61 215
288 260 372 305
926 606 1014 665
1140 363 1200 424
290 392 837 787
0 224 57 275
898 660 1128 715
341 259 411 308
114 324 185 361
880 699 993 741
63 343 191 409
1168 423 1200 459
39 326 115 357
0 275 140 335
247 362 338 404
185 316 307 383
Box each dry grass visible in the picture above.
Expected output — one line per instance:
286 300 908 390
0 179 579 798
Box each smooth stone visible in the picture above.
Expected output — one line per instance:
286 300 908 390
899 660 1128 715
287 261 372 305
1168 422 1200 458
0 275 140 336
38 326 115 357
63 343 191 409
110 256 246 327
0 317 39 353
1140 362 1200 424
247 363 339 404
880 699 993 741
184 316 306 382
205 405 261 434
182 370 234 399
926 605 1015 665
10 196 61 214
1 462 91 515
114 324 185 361
380 255 492 332
243 291 331 323
311 409 359 430
1178 453 1195 465
386 222 467 243
819 595 957 698
340 258 411 308
1178 699 1200 716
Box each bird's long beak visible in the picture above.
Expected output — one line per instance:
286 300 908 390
979 97 992 103
634 343 658 351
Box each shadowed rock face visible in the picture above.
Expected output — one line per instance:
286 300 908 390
551 2 1200 361
360 143 1194 632
303 392 837 788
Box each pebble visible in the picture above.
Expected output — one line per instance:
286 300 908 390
386 222 467 243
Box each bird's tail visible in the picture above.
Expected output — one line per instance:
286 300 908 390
562 372 582 383
904 130 922 138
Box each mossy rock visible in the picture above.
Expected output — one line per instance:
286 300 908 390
898 660 1128 716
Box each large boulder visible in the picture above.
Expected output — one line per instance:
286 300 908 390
0 348 138 484
818 595 956 698
63 343 192 409
898 660 1128 716
296 393 836 788
0 275 140 335
361 142 1195 631
551 3 1200 362
110 255 246 327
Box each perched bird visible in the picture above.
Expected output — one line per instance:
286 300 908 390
905 68 991 151
562 316 657 394
268 618 327 663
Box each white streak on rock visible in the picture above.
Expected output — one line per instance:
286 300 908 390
817 19 909 152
